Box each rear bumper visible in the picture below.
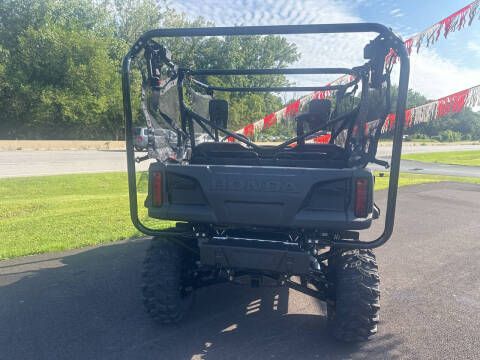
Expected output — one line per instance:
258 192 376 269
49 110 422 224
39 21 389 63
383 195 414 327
147 163 374 230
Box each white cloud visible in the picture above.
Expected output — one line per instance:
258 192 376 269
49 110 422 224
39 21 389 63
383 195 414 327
392 48 480 99
389 8 404 17
171 0 359 26
467 41 480 58
169 0 375 85
169 0 480 100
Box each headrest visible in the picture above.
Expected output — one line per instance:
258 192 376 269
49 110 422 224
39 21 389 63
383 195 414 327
209 99 228 128
308 99 331 116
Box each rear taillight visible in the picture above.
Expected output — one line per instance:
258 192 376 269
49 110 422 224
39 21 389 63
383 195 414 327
153 171 163 206
354 178 369 218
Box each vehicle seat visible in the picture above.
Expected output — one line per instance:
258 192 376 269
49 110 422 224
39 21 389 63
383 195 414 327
191 142 259 165
297 99 332 146
275 144 347 168
291 143 347 160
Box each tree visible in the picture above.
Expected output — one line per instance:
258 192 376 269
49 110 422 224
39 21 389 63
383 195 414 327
104 0 167 43
4 25 125 139
410 108 480 141
0 0 117 138
0 0 136 138
0 0 297 139
156 14 299 129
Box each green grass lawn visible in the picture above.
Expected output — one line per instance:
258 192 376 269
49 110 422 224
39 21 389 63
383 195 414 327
403 150 480 166
0 172 174 259
1 171 479 259
374 172 480 190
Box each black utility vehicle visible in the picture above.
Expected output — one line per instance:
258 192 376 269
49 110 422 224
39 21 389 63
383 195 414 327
122 24 409 342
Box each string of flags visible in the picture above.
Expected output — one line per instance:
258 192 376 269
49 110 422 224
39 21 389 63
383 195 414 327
382 84 480 133
387 0 480 64
234 75 353 139
303 84 480 145
233 0 480 140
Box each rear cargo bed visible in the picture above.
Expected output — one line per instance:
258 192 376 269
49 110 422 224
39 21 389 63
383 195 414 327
146 163 374 230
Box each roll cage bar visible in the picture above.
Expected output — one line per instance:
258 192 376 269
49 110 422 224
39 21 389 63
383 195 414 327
122 23 410 249
182 65 364 150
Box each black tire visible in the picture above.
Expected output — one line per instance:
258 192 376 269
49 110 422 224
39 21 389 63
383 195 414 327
327 249 380 342
142 236 196 324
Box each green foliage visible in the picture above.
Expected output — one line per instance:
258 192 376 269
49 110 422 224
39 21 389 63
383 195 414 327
108 0 166 43
1 1 478 141
406 108 480 141
0 0 299 139
210 36 298 129
257 120 296 142
0 0 128 139
5 25 127 139
438 130 462 142
156 15 299 129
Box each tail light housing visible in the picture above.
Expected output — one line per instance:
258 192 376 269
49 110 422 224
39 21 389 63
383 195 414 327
354 178 369 218
152 171 163 207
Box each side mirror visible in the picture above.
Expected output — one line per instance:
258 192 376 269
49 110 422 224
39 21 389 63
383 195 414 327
209 100 228 129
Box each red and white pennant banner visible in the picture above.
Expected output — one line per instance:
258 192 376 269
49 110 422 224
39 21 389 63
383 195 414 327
233 75 352 139
382 84 480 133
233 1 480 139
387 0 480 63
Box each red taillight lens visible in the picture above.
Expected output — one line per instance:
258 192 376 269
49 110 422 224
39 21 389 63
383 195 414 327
355 178 369 218
153 172 163 207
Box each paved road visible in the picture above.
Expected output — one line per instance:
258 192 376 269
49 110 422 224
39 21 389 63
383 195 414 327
1 144 480 178
1 182 479 360
0 150 152 178
372 159 480 177
375 143 480 157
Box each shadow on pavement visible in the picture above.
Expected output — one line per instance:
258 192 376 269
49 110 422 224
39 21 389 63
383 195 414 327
0 239 402 360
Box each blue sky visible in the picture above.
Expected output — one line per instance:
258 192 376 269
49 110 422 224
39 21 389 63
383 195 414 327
166 0 480 99
356 0 480 67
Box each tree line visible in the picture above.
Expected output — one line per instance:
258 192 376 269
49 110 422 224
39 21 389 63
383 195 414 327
1 0 478 141
0 0 298 139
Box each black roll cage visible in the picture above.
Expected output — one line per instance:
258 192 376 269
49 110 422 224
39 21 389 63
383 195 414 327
122 23 410 249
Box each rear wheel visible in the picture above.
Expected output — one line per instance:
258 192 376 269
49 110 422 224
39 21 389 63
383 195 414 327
142 236 196 324
327 249 380 342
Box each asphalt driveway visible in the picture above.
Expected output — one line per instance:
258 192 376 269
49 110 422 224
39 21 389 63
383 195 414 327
1 182 479 359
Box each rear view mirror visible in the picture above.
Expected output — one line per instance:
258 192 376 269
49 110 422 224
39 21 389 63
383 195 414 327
209 100 228 129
